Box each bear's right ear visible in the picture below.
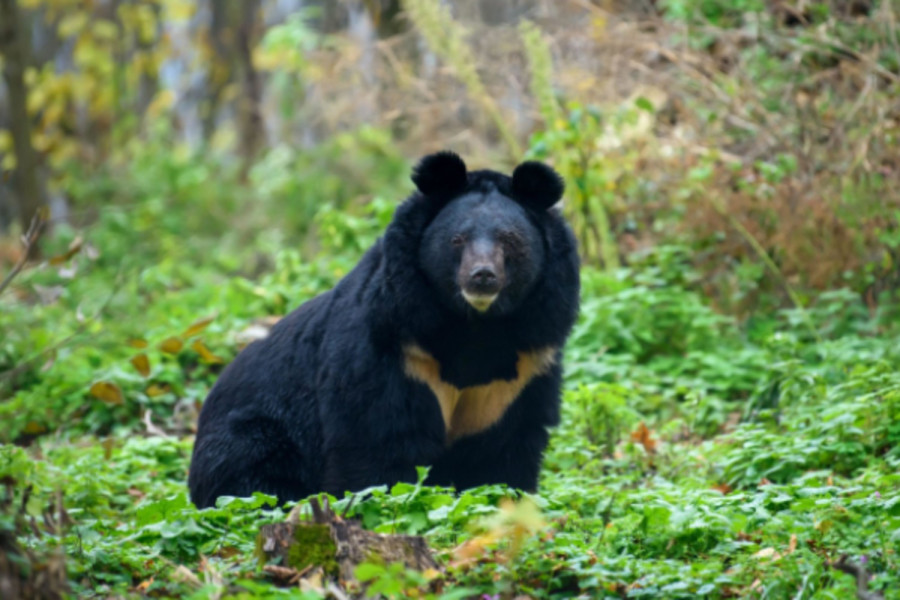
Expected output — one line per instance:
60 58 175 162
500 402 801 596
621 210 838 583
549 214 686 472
411 151 468 201
511 161 565 211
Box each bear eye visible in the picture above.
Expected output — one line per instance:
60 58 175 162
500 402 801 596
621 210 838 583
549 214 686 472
451 234 465 247
498 231 524 248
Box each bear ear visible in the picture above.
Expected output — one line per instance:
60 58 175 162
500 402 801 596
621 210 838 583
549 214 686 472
411 151 468 201
511 161 565 211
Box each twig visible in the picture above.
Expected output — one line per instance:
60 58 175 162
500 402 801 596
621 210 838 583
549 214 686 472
143 410 173 438
340 494 357 520
0 210 46 296
828 555 885 600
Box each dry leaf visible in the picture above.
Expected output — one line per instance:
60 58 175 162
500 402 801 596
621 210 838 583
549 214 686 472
449 532 499 568
135 577 154 592
159 337 184 354
182 316 215 338
299 567 325 594
787 534 797 554
630 422 657 454
130 353 151 377
127 488 147 500
191 339 224 364
145 383 171 397
23 421 47 435
753 547 781 561
128 338 149 349
48 236 83 265
90 381 124 405
170 565 202 588
101 437 116 460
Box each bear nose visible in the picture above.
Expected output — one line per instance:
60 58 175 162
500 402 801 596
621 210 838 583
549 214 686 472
469 266 500 293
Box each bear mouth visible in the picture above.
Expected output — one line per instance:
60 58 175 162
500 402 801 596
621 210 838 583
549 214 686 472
461 291 498 313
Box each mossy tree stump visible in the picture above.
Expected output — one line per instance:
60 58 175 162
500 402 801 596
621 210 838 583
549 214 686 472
257 498 438 583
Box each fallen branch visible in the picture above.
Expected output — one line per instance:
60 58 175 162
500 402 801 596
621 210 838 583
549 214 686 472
828 555 885 600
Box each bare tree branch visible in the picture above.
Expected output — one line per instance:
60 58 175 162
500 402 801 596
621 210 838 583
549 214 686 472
0 210 45 296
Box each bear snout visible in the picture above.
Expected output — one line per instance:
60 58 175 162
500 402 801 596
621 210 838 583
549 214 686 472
458 241 505 311
469 266 500 294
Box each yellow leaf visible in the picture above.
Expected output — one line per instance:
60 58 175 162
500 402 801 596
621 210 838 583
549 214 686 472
181 315 215 338
164 0 196 21
130 353 151 377
2 152 16 170
128 338 149 349
58 12 88 38
191 340 223 364
146 383 171 397
90 381 124 405
159 337 184 354
135 5 157 43
91 19 119 41
0 131 13 152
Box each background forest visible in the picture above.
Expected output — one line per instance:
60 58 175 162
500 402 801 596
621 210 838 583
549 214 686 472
2 0 900 598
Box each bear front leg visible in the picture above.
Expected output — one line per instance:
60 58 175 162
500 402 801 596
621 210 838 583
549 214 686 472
426 370 562 492
319 377 447 497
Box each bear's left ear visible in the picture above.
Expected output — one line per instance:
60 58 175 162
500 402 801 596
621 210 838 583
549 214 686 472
511 161 565 211
411 151 468 202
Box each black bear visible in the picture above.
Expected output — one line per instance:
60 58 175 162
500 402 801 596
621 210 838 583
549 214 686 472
188 152 579 508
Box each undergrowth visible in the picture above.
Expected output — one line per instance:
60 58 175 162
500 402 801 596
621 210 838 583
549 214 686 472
2 137 899 598
2 2 900 598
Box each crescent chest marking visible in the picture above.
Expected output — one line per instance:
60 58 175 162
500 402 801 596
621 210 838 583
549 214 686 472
402 344 557 443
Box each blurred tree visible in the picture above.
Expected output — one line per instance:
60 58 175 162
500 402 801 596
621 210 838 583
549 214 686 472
205 0 263 178
362 0 406 38
236 0 263 178
0 0 45 238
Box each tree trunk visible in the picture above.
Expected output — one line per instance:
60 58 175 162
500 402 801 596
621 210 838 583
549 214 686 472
236 0 263 181
0 0 45 238
202 0 236 142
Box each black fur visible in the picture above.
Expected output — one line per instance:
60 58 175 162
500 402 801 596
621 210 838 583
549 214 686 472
188 153 580 508
411 151 468 202
511 161 565 211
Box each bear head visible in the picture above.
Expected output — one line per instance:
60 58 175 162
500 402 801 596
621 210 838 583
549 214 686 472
413 151 565 317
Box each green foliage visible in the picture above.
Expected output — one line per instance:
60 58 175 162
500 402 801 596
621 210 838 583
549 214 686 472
6 185 900 597
4 6 900 596
525 101 633 269
660 0 765 26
